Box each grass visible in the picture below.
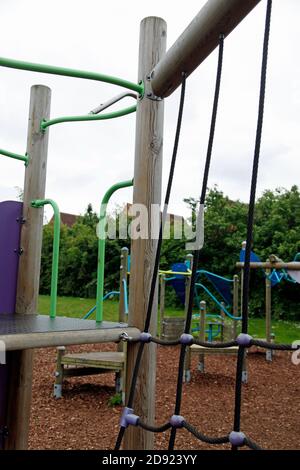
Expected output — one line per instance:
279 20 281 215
38 295 300 344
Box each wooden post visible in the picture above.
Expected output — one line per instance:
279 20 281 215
220 301 226 342
124 17 166 450
151 0 261 98
54 346 65 399
159 274 165 339
119 247 129 325
198 300 206 372
232 274 239 339
265 265 272 362
183 253 193 382
5 85 51 449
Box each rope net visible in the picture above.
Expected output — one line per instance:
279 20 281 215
115 0 297 451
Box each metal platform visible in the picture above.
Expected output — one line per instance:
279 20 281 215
0 314 140 351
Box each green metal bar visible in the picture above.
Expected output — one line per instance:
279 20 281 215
96 179 133 322
0 148 28 166
0 56 144 96
41 105 136 131
31 199 60 319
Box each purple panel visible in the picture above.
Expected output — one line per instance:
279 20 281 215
0 201 23 314
0 200 23 447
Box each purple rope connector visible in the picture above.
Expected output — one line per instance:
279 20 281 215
236 333 252 346
229 431 246 447
170 415 185 428
120 407 134 428
180 333 193 345
139 332 152 343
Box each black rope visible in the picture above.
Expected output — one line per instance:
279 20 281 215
232 0 272 447
244 437 262 451
138 420 172 433
183 422 229 445
169 33 225 451
250 339 296 351
114 73 187 450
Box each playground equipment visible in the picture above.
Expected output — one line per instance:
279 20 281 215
238 241 300 361
0 0 299 452
54 247 129 403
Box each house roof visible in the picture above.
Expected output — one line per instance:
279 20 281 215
49 212 78 227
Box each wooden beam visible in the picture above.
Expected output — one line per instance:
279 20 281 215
236 262 300 270
5 85 51 450
0 327 140 351
151 0 261 98
124 16 166 450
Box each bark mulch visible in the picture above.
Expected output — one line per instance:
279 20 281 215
28 343 300 450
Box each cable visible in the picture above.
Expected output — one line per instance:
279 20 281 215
114 73 187 450
169 33 225 450
232 0 272 448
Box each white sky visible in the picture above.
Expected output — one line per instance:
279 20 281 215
0 0 299 221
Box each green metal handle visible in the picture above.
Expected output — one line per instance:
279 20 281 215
31 199 60 319
96 179 133 322
0 56 144 96
40 105 136 131
0 148 28 166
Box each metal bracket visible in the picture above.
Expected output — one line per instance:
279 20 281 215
146 92 162 102
119 331 133 342
14 247 24 256
16 217 26 225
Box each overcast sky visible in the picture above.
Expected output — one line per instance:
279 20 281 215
1 0 299 221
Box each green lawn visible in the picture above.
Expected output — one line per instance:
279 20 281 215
38 295 300 344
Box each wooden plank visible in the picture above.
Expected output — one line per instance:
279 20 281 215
151 0 261 98
0 327 140 351
125 16 166 451
237 261 300 270
5 85 51 450
190 345 239 355
62 352 125 369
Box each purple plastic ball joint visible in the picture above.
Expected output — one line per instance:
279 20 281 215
120 407 139 428
180 333 193 345
236 333 253 347
139 332 152 343
169 415 185 428
229 431 246 447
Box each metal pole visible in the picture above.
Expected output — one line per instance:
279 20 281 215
124 16 166 450
151 0 261 98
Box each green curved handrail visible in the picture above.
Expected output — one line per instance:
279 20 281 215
96 179 133 322
0 56 144 96
31 199 60 319
41 105 136 131
0 148 28 166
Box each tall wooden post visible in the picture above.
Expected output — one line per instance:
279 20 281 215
124 17 166 450
5 85 51 449
232 274 239 339
198 300 206 372
159 274 165 339
265 264 272 361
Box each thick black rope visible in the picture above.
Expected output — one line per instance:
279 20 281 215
114 73 187 450
130 335 298 351
182 422 229 445
169 34 225 450
138 420 172 433
232 0 272 448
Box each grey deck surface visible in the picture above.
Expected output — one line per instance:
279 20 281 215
0 313 127 335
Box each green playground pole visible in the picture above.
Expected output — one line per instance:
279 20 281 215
40 105 136 131
0 148 28 166
31 199 60 318
0 56 144 96
96 179 133 322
